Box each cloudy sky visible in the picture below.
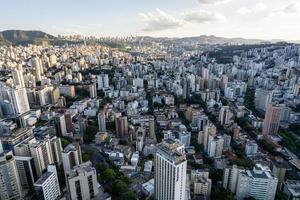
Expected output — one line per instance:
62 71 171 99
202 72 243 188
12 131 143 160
1 0 300 40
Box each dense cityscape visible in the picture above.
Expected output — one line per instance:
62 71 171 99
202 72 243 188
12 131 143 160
1 1 300 200
0 32 300 200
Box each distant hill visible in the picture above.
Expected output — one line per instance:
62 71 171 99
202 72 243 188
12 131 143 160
137 35 270 45
0 30 56 45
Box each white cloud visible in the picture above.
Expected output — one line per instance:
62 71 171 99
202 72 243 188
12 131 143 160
271 3 300 16
183 10 225 23
197 0 231 5
139 9 185 32
282 3 299 13
237 2 267 15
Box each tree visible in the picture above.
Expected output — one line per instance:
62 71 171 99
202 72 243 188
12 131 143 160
112 180 128 194
83 125 98 143
123 191 137 200
102 169 116 182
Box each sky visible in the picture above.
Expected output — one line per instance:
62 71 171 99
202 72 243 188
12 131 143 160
1 0 300 40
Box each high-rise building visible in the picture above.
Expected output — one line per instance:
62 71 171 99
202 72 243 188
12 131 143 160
89 83 97 98
12 68 25 88
98 112 106 132
283 180 300 200
149 118 156 140
178 131 191 147
191 169 210 182
62 144 81 174
50 136 62 165
219 106 232 126
31 57 43 82
97 74 109 90
34 165 61 200
29 137 54 178
193 178 212 197
0 155 22 200
115 116 128 138
245 140 258 156
223 134 232 151
202 123 217 151
223 165 245 193
262 104 281 136
15 156 37 189
155 139 187 200
0 86 30 116
255 89 273 112
66 161 99 200
236 164 278 200
207 135 224 158
54 114 67 137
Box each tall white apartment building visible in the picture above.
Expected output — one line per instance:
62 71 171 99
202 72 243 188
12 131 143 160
62 143 80 174
236 164 278 200
29 137 54 178
34 165 61 200
155 139 187 200
223 165 245 193
207 135 224 158
97 74 109 90
66 161 99 200
218 106 232 125
98 112 106 132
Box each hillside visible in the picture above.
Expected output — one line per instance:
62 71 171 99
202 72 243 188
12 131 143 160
0 30 56 45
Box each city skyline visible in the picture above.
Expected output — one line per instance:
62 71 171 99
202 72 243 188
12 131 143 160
1 0 300 40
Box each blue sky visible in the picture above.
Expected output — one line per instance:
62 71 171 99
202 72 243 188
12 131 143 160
1 0 300 40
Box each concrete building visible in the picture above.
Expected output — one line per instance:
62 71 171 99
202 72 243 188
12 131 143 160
207 136 224 158
0 155 22 200
66 161 99 200
284 180 300 200
98 112 106 132
54 114 67 137
115 116 128 138
193 178 212 197
29 137 54 178
255 89 273 112
34 165 61 200
219 106 232 125
245 140 258 156
262 104 281 136
155 139 187 200
236 164 278 200
15 156 37 189
223 165 245 193
62 144 81 174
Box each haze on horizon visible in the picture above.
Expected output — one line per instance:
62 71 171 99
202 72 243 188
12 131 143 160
1 0 300 40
